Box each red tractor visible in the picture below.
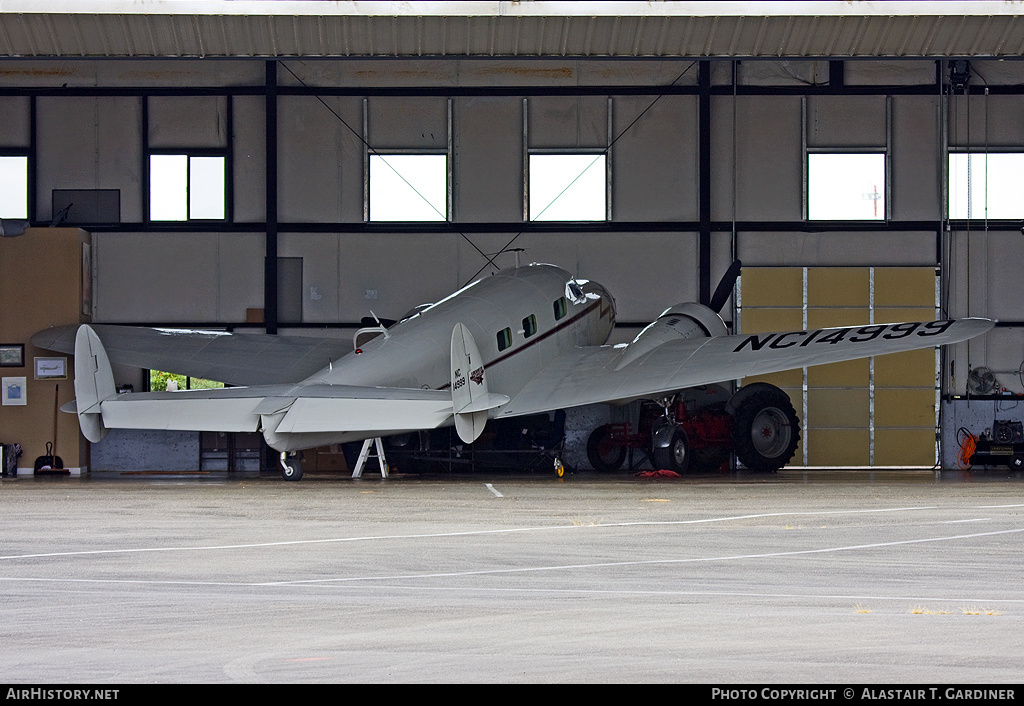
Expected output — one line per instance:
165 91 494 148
586 382 800 474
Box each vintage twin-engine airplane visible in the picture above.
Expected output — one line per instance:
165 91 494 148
33 262 992 479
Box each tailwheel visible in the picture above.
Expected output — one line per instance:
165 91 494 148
280 452 303 481
554 456 565 478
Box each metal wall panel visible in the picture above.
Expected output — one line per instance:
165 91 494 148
148 96 227 149
277 95 363 223
948 94 1024 148
0 95 30 147
612 95 697 222
0 59 263 88
454 96 522 222
527 96 607 149
805 95 887 148
232 95 265 223
35 95 142 223
367 96 447 148
845 60 936 86
890 95 941 222
731 96 802 222
737 231 936 267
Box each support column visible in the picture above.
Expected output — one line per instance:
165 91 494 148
264 60 279 335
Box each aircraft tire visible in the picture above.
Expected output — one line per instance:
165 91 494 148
281 455 303 481
731 389 800 472
652 427 690 473
587 425 626 472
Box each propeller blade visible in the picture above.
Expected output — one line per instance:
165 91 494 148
708 259 742 314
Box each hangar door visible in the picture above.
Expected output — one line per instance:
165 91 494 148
739 267 939 467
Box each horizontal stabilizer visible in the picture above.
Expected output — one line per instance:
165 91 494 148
78 378 453 438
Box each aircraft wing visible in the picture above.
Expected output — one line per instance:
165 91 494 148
33 324 351 386
498 318 994 417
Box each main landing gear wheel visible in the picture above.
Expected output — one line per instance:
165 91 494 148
587 425 626 472
280 452 303 481
731 388 800 472
652 427 690 473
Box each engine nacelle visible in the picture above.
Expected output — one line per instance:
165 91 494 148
615 302 728 370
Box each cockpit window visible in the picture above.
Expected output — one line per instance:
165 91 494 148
565 280 586 305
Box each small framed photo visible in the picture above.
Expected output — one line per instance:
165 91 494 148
0 344 24 368
2 377 26 405
34 357 67 380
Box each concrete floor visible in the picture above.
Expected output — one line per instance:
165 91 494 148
1 468 1022 683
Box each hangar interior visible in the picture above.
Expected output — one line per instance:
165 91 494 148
1 2 1022 474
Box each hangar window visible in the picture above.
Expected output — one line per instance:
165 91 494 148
948 152 1024 219
807 153 886 220
369 154 448 221
148 370 224 392
528 154 607 221
0 155 28 219
149 154 226 221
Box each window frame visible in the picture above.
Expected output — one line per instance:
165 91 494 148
947 150 1024 221
147 149 228 223
802 95 890 223
366 151 450 222
526 152 610 222
523 96 613 222
363 97 453 223
805 150 889 222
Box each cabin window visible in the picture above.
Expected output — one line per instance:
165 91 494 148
553 297 567 321
496 327 512 352
522 314 538 338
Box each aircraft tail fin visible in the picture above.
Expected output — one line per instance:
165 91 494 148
450 323 508 443
74 324 115 443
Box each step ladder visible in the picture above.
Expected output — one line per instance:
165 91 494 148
351 437 389 479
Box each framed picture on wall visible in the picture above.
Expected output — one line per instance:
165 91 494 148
0 344 24 367
2 377 26 405
34 357 67 380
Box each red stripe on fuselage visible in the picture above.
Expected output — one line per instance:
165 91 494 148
437 297 604 390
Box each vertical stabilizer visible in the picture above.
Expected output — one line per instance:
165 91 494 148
451 323 492 443
74 324 115 443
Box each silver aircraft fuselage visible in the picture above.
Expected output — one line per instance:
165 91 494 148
309 264 615 392
261 264 615 450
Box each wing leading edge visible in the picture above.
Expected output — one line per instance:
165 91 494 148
499 318 994 417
